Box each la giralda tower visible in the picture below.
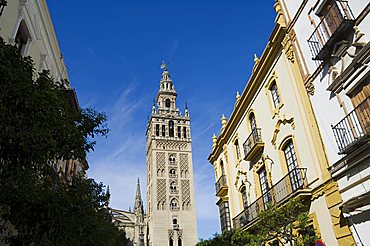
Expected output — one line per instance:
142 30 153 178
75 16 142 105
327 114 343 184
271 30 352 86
146 63 198 246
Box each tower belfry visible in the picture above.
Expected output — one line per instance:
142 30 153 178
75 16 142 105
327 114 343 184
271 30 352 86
145 63 198 246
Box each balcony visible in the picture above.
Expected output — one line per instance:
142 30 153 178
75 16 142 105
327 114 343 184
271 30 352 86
243 128 264 161
215 175 228 197
169 174 178 178
332 97 370 154
307 0 355 60
233 168 310 229
170 189 179 194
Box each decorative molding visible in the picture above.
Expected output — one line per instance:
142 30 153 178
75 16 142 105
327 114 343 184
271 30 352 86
155 140 188 150
234 169 248 189
252 160 264 173
273 1 287 27
271 115 295 148
305 79 315 96
223 144 229 165
281 34 295 63
168 229 174 239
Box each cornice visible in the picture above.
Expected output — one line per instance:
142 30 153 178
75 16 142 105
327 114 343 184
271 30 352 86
208 23 286 164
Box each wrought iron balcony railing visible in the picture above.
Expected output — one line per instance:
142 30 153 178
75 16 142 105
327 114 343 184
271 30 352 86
243 128 264 161
332 97 370 154
215 175 228 197
307 0 355 60
233 168 309 229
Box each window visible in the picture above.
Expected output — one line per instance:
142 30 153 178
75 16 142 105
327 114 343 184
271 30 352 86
157 201 166 210
219 201 231 232
269 81 280 108
15 20 30 56
169 154 176 164
169 169 176 178
169 120 174 137
156 124 160 136
64 160 69 174
283 140 303 191
173 218 177 225
240 186 248 209
177 126 181 138
169 238 174 246
183 126 187 138
249 113 259 143
165 98 171 108
258 166 272 207
220 161 225 176
348 79 370 132
321 1 344 35
234 139 241 160
170 198 179 210
182 202 190 210
178 239 182 246
170 181 177 193
249 113 257 132
162 125 166 137
157 168 165 177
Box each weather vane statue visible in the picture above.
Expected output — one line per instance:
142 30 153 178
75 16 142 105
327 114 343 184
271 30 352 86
160 60 168 71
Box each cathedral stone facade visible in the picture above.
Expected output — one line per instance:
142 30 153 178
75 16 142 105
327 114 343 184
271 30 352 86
112 179 146 246
145 64 198 246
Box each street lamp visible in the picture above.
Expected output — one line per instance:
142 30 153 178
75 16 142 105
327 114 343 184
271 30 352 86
0 0 7 18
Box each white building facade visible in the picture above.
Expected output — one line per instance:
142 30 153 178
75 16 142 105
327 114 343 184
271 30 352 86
145 65 198 246
0 0 87 176
0 0 69 81
277 0 370 244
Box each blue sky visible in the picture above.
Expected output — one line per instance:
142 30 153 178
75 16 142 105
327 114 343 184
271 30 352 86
48 0 276 240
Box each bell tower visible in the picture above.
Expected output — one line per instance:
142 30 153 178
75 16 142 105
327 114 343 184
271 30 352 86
145 63 198 246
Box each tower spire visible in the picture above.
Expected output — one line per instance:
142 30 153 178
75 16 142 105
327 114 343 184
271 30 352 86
156 61 178 115
134 177 143 213
158 61 176 94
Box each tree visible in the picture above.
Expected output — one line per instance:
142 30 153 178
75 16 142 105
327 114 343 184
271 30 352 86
197 230 261 246
197 198 316 246
0 37 127 245
256 198 316 246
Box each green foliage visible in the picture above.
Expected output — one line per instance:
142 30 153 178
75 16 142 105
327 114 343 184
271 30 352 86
0 37 128 245
197 198 316 246
197 230 261 246
256 198 316 246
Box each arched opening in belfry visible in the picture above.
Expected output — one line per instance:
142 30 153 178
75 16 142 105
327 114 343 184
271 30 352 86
169 120 174 137
165 98 171 108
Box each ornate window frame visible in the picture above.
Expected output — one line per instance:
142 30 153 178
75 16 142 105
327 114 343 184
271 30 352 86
232 134 242 166
252 161 273 200
247 110 258 132
277 135 303 176
265 72 284 119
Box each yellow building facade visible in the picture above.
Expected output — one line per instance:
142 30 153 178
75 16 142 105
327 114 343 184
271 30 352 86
208 2 355 245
